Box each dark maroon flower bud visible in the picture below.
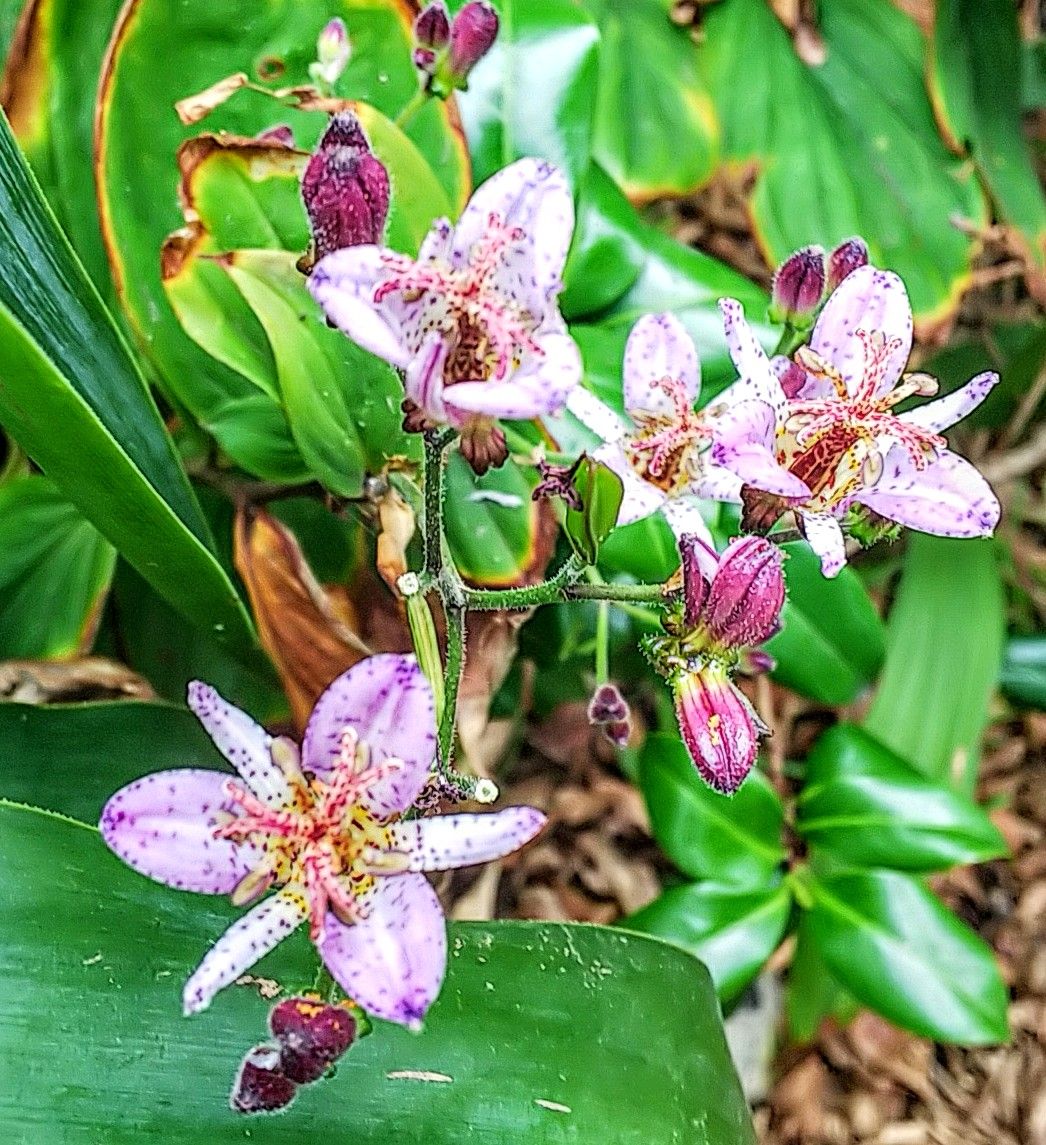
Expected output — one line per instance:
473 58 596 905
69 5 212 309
532 457 584 511
269 996 357 1085
301 111 390 264
230 1045 297 1114
702 536 786 649
775 358 808 399
679 533 716 629
448 2 499 84
415 2 451 54
769 245 825 325
588 684 632 749
826 236 869 292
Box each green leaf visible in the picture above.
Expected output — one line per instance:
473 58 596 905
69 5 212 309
456 0 600 186
626 881 792 1004
864 535 1004 793
96 0 469 425
639 733 786 889
0 110 256 654
584 0 717 199
223 249 411 497
1001 634 1046 710
787 920 851 1043
929 0 1046 268
805 869 1009 1044
563 457 623 565
561 163 647 319
764 540 886 705
0 476 116 658
796 724 1007 872
0 802 756 1144
700 0 986 321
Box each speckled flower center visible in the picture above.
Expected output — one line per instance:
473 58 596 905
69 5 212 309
624 376 710 494
213 729 403 941
375 212 541 386
777 331 945 507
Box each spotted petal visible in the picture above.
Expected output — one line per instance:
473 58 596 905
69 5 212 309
593 442 666 524
301 654 436 815
854 447 1000 539
661 496 717 554
403 332 450 423
711 400 811 499
899 371 998 434
308 245 410 367
623 313 699 419
810 265 912 400
318 873 446 1028
566 386 628 445
387 807 546 872
100 768 260 894
183 888 308 1015
718 299 785 416
798 510 847 578
187 681 288 807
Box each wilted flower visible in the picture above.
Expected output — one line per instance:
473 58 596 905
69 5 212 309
412 1 498 95
308 158 580 473
826 236 869 292
769 245 825 326
646 535 784 794
301 112 390 265
269 995 357 1083
230 1045 297 1114
713 264 1001 576
567 312 742 547
309 18 350 88
587 682 632 748
100 654 545 1027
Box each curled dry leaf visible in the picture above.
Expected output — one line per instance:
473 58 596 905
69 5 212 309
375 483 416 593
174 72 251 126
0 657 154 704
233 508 371 730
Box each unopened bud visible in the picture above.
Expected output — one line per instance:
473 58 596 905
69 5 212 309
310 18 350 87
448 2 499 85
674 668 766 795
770 245 825 326
826 237 869 292
703 536 786 649
301 112 390 263
588 683 632 748
230 1044 297 1114
414 2 451 53
269 996 357 1085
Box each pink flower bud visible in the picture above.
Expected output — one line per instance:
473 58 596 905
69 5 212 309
229 1045 297 1114
269 996 357 1084
301 112 390 262
679 533 714 628
673 668 767 795
826 237 869 292
414 2 451 54
448 1 499 83
588 683 632 749
702 536 785 649
770 245 825 325
311 17 350 86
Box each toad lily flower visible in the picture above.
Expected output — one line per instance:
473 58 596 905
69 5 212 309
99 654 545 1028
645 534 785 794
566 313 742 550
713 264 1001 576
308 157 581 474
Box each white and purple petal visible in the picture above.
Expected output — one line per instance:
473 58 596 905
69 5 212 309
187 682 288 808
593 442 667 524
301 654 436 815
661 496 717 554
183 888 308 1015
899 371 998 435
566 386 628 445
100 768 260 894
798 510 847 578
718 298 785 416
318 873 446 1028
711 400 811 499
810 265 912 399
308 246 410 367
387 807 546 872
623 313 699 419
404 333 450 423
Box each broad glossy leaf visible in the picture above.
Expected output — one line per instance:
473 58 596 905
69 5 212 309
1001 634 1046 710
584 0 716 200
700 0 986 321
865 535 1004 792
0 111 256 654
765 540 885 705
626 881 792 1004
929 0 1046 269
805 869 1009 1044
787 920 851 1043
0 475 115 658
456 0 600 187
639 733 786 889
563 456 623 565
96 0 469 422
0 803 756 1144
796 723 1006 872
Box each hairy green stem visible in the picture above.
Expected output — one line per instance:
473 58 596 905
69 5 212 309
595 602 610 685
772 322 809 358
438 604 466 769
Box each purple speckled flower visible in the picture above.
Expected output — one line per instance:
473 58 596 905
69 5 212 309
308 158 580 473
99 654 545 1028
566 312 741 552
712 265 1001 576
